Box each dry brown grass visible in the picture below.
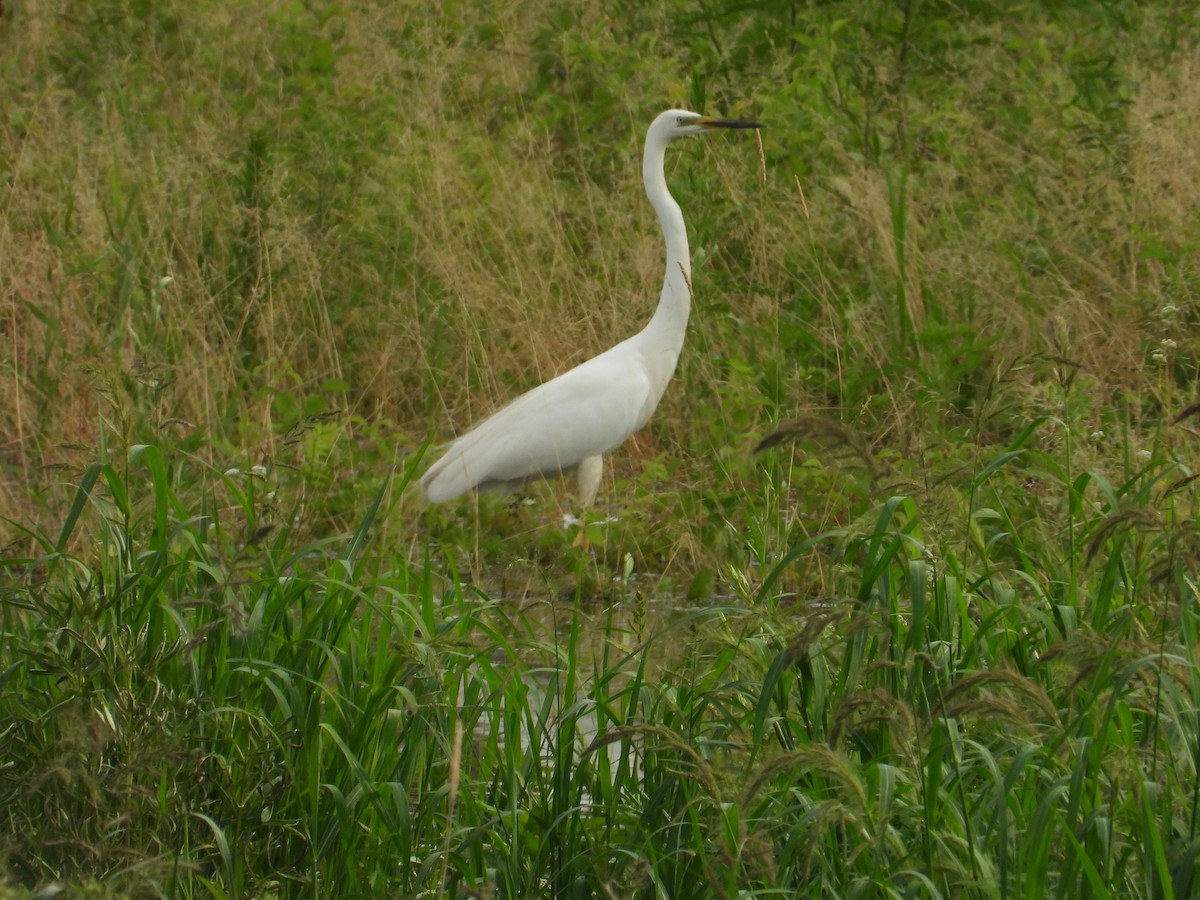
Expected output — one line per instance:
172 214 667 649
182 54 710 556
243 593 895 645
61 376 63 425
2 1 1198 543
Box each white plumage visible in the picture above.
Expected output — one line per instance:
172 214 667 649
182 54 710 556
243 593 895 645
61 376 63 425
421 109 761 506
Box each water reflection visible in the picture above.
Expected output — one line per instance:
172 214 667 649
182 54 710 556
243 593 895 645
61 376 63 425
458 590 740 786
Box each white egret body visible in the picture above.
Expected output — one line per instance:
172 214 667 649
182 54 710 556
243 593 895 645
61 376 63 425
421 109 761 505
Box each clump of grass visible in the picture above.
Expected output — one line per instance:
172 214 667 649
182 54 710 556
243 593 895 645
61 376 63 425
3 415 1199 896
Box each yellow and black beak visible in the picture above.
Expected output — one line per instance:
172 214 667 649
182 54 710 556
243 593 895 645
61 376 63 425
697 116 763 130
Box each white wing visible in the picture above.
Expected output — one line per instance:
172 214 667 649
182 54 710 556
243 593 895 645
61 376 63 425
421 340 660 503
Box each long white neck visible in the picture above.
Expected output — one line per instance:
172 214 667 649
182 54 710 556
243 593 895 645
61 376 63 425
637 129 691 391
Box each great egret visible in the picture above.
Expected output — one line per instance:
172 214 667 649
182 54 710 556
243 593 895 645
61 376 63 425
421 109 761 506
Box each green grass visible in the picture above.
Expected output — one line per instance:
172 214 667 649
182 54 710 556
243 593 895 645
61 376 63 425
4 422 1199 896
4 0 1200 896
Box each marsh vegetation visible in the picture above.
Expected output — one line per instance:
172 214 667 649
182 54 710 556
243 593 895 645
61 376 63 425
3 1 1200 896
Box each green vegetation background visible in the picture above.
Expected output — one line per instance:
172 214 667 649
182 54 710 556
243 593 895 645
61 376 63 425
3 0 1200 897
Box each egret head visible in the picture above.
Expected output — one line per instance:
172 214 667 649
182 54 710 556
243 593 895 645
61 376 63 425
653 109 763 140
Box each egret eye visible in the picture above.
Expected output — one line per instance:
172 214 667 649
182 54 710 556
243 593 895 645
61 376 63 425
676 116 687 126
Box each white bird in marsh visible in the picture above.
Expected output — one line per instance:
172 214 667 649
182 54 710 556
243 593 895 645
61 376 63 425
420 109 762 507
